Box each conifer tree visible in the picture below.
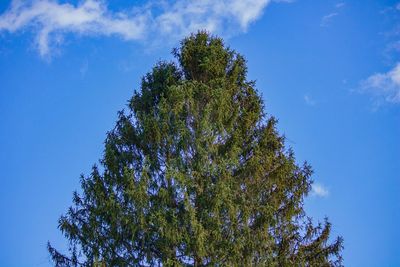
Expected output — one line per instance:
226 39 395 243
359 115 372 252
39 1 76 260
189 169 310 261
48 31 343 266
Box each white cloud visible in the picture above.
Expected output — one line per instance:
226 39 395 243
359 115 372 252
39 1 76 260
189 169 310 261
0 0 282 57
304 94 316 106
0 0 148 56
311 183 329 197
335 2 345 9
153 0 270 41
320 2 345 27
320 12 338 27
361 63 400 104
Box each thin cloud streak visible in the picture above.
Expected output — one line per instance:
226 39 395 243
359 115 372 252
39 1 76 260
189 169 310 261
0 0 283 57
320 2 345 27
335 2 345 9
320 12 338 27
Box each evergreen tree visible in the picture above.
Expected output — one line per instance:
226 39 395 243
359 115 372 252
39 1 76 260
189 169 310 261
48 31 343 266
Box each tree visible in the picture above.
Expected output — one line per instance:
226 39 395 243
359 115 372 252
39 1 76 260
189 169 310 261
48 31 343 266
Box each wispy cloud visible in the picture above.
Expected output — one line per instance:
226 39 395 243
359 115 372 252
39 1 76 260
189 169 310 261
0 0 285 57
311 183 329 197
273 0 295 3
0 0 148 56
358 3 400 107
361 63 400 104
320 12 338 27
152 0 270 42
320 2 345 27
381 2 400 59
335 2 345 9
304 94 316 106
80 59 89 77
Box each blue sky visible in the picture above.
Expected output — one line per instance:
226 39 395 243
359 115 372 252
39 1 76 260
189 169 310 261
0 0 399 266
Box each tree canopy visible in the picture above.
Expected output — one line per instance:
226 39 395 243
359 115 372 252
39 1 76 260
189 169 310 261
48 31 343 266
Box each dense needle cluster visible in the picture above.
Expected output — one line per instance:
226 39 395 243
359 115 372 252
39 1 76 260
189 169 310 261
48 32 343 266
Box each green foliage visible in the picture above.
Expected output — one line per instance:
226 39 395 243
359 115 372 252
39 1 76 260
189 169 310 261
48 31 343 266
